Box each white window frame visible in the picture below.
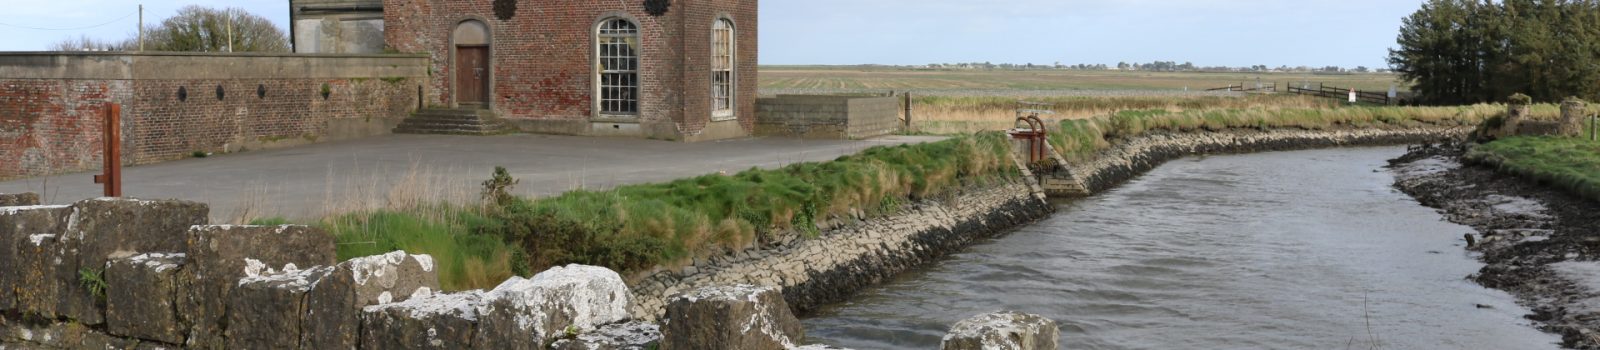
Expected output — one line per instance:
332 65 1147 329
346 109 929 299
711 18 735 121
596 18 640 117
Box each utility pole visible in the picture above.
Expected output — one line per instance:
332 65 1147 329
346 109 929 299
226 8 234 53
137 4 144 51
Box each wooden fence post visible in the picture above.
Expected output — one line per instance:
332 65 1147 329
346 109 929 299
903 92 913 132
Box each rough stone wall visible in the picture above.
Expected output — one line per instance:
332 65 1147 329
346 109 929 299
382 0 757 141
1066 127 1472 194
628 178 1053 320
754 95 901 139
0 53 427 180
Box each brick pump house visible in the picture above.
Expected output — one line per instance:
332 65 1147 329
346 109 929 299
295 0 759 141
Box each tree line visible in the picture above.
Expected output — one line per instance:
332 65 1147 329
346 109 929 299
1389 0 1600 105
51 5 288 53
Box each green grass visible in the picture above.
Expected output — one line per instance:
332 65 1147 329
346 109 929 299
321 207 522 291
1468 136 1600 202
308 133 1020 290
485 132 1019 274
1046 104 1552 161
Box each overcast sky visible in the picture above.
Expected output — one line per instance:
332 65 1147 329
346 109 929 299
0 0 1423 68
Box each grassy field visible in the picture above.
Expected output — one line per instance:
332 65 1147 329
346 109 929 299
1468 136 1600 202
761 66 1406 93
760 66 1410 134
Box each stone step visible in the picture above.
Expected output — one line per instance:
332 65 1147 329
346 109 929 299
394 108 512 136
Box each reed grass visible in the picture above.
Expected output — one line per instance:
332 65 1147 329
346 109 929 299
1046 104 1553 161
910 94 1343 134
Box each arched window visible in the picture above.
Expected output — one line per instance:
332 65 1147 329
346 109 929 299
711 19 735 120
597 18 639 115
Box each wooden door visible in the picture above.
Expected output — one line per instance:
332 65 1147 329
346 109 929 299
455 46 489 106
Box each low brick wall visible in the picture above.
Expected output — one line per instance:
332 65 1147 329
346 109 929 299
0 52 429 180
755 95 901 139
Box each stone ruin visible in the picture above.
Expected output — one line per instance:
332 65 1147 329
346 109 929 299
1498 94 1588 138
0 192 1061 349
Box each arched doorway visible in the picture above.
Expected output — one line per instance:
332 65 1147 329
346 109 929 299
453 20 490 108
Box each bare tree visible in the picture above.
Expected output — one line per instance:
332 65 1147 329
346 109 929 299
49 35 126 52
140 5 289 52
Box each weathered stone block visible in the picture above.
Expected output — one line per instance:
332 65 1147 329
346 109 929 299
302 251 440 349
0 193 39 207
105 253 187 345
1 320 140 349
13 233 74 321
660 284 804 350
939 311 1059 350
228 263 334 350
475 264 633 349
57 198 209 325
0 205 70 313
360 289 481 350
550 321 661 350
181 225 335 349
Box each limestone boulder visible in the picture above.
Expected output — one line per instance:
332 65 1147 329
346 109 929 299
302 251 440 349
227 263 334 350
549 321 661 350
181 225 335 349
475 264 633 350
359 289 482 350
0 192 39 206
939 311 1059 350
0 205 70 313
56 198 209 325
105 253 187 344
660 284 804 350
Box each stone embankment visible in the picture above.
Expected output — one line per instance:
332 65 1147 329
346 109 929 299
1044 127 1472 196
1 192 1060 349
626 177 1054 320
1392 144 1600 349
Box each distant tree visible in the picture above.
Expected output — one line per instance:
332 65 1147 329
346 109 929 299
1390 0 1600 104
141 5 289 52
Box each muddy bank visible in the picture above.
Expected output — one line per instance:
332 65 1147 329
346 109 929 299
1068 127 1470 194
627 179 1054 321
1392 143 1600 349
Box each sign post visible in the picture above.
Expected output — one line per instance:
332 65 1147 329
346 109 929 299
1348 88 1357 103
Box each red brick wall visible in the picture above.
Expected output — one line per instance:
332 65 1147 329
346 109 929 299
125 78 419 165
0 54 427 180
383 0 757 140
0 80 121 179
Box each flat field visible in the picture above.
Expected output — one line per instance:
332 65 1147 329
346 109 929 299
759 66 1406 95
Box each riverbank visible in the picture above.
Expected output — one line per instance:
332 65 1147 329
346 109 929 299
1392 143 1600 348
1066 126 1470 194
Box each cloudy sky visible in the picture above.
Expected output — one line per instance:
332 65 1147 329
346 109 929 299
0 0 1423 68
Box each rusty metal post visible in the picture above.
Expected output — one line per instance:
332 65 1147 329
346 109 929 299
93 103 122 198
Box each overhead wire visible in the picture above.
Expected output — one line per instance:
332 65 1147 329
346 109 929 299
0 11 137 31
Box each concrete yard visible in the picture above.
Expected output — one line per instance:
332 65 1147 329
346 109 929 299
0 134 944 222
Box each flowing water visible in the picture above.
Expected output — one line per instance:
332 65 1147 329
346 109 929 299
803 147 1561 350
